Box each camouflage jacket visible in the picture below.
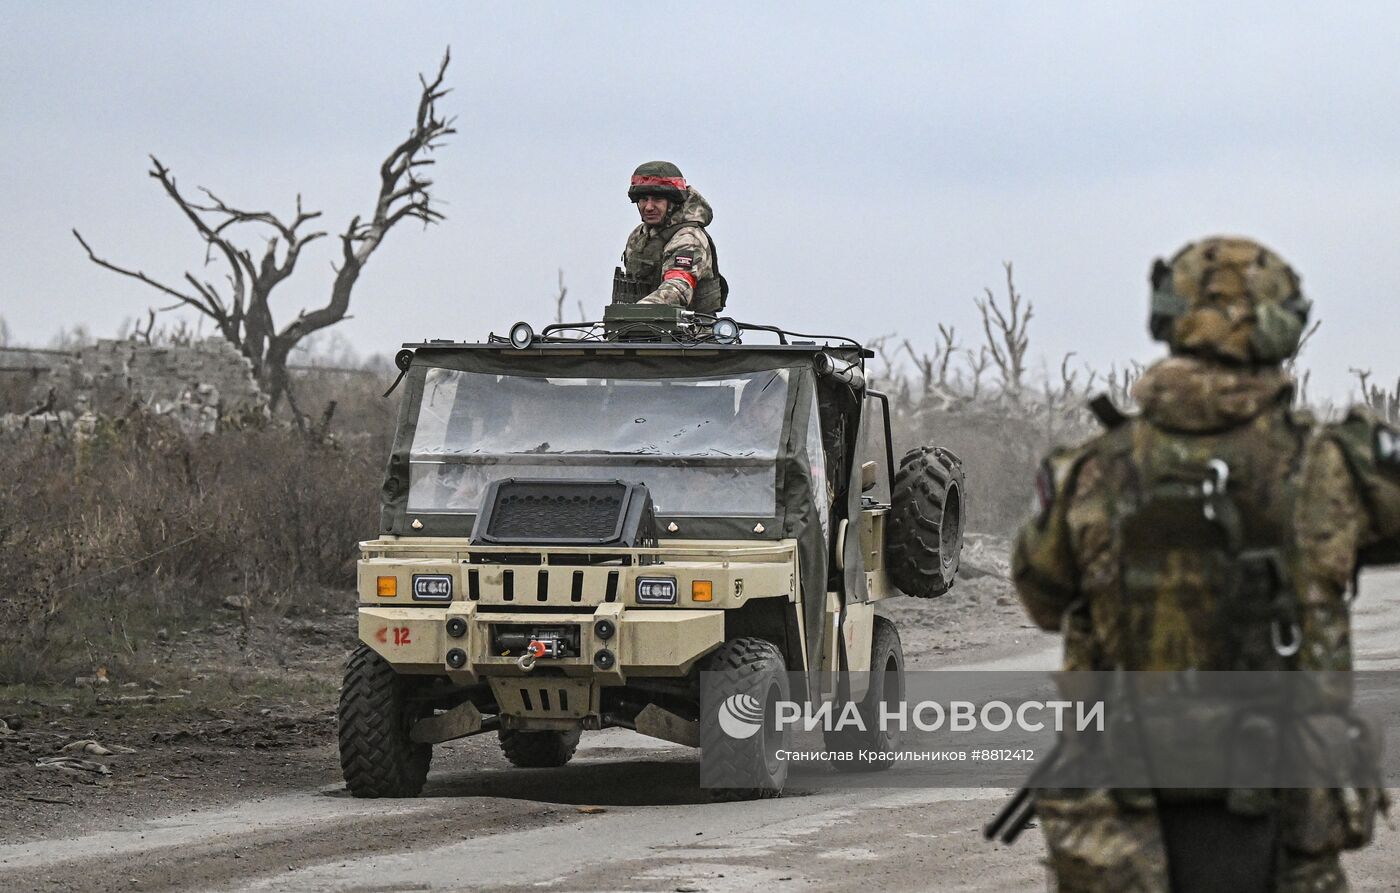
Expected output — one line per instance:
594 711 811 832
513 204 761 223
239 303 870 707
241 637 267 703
1016 355 1400 876
1013 355 1400 673
621 188 720 310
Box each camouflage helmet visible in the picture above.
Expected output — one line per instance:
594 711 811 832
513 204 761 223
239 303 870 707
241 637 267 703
627 160 687 204
1149 236 1311 365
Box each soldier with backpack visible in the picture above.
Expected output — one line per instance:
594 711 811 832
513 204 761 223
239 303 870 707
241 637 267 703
1010 236 1396 892
612 161 728 313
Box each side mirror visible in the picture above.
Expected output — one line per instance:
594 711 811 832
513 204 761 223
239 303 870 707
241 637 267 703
861 461 878 493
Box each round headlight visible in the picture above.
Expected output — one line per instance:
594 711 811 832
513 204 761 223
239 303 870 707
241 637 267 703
712 318 740 345
509 321 535 349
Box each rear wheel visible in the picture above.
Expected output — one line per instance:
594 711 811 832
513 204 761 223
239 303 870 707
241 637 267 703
498 729 582 768
823 617 904 771
887 446 965 598
338 644 432 798
700 637 790 801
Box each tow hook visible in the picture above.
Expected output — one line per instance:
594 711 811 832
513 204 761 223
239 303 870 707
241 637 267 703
517 640 547 672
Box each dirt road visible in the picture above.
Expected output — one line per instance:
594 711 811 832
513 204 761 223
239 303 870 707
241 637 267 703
3 568 1399 892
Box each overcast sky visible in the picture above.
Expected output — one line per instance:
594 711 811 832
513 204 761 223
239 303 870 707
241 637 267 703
4 2 1399 398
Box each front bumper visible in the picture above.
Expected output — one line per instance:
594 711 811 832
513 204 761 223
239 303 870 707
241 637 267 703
358 603 724 683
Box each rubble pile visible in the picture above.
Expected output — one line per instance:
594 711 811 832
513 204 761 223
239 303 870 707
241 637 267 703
2 338 268 435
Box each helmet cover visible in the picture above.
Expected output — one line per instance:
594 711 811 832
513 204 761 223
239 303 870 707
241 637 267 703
628 160 687 204
1149 236 1309 365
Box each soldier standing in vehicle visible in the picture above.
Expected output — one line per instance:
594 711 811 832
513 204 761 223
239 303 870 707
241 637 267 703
1011 237 1396 892
612 161 728 312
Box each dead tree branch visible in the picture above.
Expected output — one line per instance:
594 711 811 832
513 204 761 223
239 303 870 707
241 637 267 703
935 324 958 386
901 338 935 397
967 346 991 400
74 49 454 416
975 262 1032 398
553 269 569 324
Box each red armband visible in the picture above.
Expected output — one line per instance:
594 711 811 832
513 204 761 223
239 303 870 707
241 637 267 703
662 269 697 289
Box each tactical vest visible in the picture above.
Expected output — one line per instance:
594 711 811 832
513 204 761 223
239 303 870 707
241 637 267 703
1096 409 1311 672
612 222 728 313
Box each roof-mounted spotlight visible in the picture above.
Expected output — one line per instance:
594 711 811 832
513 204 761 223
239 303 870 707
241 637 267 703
394 349 415 372
712 318 741 345
509 321 535 350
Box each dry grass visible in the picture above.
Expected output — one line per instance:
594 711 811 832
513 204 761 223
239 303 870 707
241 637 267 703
0 414 387 684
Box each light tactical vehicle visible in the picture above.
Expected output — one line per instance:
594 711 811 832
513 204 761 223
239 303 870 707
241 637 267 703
338 306 965 798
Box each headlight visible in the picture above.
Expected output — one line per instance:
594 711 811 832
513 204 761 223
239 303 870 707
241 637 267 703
412 574 453 601
636 576 678 604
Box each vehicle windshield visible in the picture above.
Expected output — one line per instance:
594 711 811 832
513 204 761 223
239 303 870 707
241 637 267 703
408 367 791 517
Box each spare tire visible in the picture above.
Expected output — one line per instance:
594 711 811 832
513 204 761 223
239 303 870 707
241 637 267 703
886 446 965 598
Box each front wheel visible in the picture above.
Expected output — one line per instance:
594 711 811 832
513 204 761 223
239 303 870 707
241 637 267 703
338 644 432 798
700 637 791 801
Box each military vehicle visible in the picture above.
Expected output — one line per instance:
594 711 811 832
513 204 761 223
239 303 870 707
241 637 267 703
338 306 965 799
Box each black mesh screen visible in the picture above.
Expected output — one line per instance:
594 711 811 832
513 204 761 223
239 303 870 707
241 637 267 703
488 484 625 540
471 479 662 547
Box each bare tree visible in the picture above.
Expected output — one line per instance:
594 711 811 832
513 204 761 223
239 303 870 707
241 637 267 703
934 324 959 386
900 324 959 400
1045 352 1080 405
864 333 901 400
966 346 991 400
901 338 936 398
1351 368 1400 423
975 262 1032 398
73 51 455 413
865 333 898 376
553 270 569 324
1104 361 1142 407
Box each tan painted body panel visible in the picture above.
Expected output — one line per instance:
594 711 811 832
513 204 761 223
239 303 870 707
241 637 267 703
490 677 596 724
355 520 901 738
357 538 796 610
840 601 876 700
860 508 898 601
358 608 445 673
618 611 725 674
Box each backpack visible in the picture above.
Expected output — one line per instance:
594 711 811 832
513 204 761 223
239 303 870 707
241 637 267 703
1108 414 1308 672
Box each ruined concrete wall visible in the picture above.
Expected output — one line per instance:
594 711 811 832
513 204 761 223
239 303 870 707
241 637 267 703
13 338 269 434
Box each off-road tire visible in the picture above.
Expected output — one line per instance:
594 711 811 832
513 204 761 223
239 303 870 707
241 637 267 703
823 617 904 771
338 644 432 798
700 637 791 801
887 446 965 598
498 729 582 768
